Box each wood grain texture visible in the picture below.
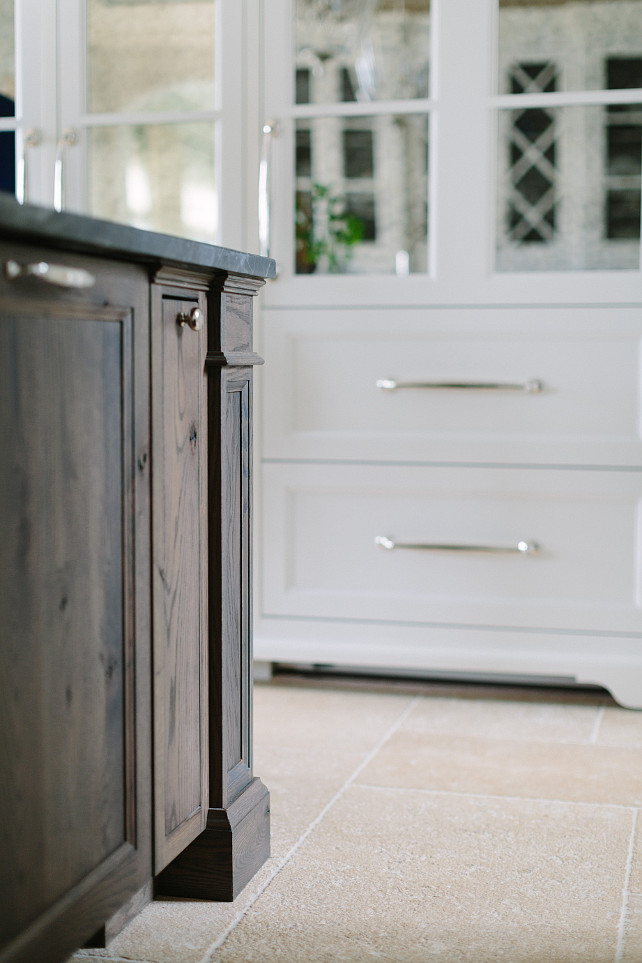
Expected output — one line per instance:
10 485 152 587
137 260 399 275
154 778 270 902
152 287 209 873
155 280 269 901
0 241 151 963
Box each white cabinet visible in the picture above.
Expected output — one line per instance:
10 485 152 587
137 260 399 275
254 0 642 708
256 305 642 708
261 306 642 467
262 463 642 635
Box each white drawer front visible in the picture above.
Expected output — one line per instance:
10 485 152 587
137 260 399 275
261 463 642 634
260 306 642 466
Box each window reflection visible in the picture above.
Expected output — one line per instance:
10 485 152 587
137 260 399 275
295 0 430 104
497 102 642 270
498 0 642 95
87 0 215 114
497 0 642 270
88 123 217 244
295 115 428 274
293 0 430 274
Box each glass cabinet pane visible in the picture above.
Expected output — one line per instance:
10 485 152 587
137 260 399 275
88 122 217 243
295 114 428 274
498 0 642 95
87 0 215 113
496 103 641 270
295 0 430 104
0 0 15 194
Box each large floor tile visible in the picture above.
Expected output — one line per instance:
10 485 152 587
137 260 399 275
359 730 642 805
630 816 642 895
254 684 414 754
596 707 642 748
621 893 642 963
211 785 632 963
255 744 366 858
401 695 600 743
72 859 280 963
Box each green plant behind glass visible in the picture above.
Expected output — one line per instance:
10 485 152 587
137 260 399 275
296 182 364 273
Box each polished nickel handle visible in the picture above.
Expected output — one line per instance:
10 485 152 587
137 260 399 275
5 259 96 289
16 128 41 205
258 119 280 259
375 535 540 555
376 378 544 393
176 307 203 332
53 127 78 213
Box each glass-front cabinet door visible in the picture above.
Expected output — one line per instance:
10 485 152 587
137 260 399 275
495 0 642 272
0 0 57 206
260 0 642 304
0 0 245 250
262 0 433 281
255 0 642 704
290 0 431 276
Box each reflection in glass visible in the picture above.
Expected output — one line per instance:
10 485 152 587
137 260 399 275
0 0 15 194
295 114 428 274
497 104 641 270
295 0 430 104
88 123 217 244
498 0 642 94
87 0 215 113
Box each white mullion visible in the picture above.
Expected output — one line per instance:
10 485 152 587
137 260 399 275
434 0 494 286
16 0 57 206
244 0 263 254
218 0 244 249
57 0 87 213
262 0 296 277
291 99 435 120
80 109 221 129
493 88 642 109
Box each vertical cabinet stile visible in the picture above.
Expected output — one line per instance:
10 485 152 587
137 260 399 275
151 269 209 874
154 270 270 902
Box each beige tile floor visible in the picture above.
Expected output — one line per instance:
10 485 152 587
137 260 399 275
73 677 642 963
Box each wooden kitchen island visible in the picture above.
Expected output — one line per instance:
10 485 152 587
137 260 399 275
0 196 275 963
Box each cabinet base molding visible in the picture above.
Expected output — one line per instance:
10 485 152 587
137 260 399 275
154 779 271 902
85 882 154 948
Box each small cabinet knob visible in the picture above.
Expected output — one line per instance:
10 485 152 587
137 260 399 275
177 307 203 332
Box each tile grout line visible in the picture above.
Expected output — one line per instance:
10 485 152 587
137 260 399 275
354 781 642 811
590 706 605 744
615 808 638 963
199 694 423 963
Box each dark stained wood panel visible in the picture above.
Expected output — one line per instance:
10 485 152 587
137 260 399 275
222 377 251 777
152 291 208 872
0 307 130 944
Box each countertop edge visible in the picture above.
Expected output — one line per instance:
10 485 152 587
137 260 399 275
0 196 277 281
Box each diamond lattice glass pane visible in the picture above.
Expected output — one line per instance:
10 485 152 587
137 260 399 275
497 104 641 270
87 0 215 114
498 0 642 95
295 0 430 104
88 123 217 244
295 114 428 274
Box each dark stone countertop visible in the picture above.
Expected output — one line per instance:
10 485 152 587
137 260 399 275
0 194 276 280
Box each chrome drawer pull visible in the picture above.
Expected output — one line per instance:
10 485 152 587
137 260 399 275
376 378 544 393
258 119 280 259
375 535 540 555
5 259 96 289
